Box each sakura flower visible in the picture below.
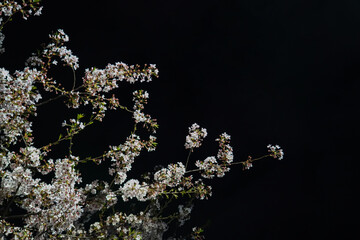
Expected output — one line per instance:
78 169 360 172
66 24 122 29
120 179 148 202
195 156 218 179
154 162 185 187
185 123 208 150
133 109 147 123
216 132 234 164
267 144 284 160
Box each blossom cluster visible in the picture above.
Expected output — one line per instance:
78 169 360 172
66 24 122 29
243 156 254 170
77 63 159 123
216 132 233 164
0 67 43 146
267 144 284 160
0 0 42 20
132 90 158 132
106 134 157 185
22 158 84 236
88 212 144 239
195 132 234 179
83 63 158 96
154 162 186 188
83 180 118 214
120 179 148 202
184 123 208 150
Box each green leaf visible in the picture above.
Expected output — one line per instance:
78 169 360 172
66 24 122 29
77 113 84 120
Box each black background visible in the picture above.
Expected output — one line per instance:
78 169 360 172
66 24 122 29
1 0 358 239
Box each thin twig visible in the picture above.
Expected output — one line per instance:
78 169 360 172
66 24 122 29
185 149 192 170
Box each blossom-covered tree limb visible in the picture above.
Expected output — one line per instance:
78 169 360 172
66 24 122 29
0 1 284 239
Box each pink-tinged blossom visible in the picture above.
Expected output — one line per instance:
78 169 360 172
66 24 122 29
267 144 284 160
19 146 42 167
0 0 42 20
0 166 41 202
106 134 157 185
154 162 185 188
84 180 99 195
21 158 84 236
106 191 117 206
0 67 42 146
194 179 212 200
195 156 219 179
216 132 234 164
101 212 166 239
48 44 79 70
131 90 158 133
83 181 116 214
38 158 54 175
133 89 149 110
0 150 13 171
185 123 208 150
49 29 69 42
244 161 253 170
133 109 147 123
67 118 85 129
194 133 233 178
83 63 158 97
0 220 33 240
89 221 102 234
38 30 79 70
107 134 143 185
120 179 148 202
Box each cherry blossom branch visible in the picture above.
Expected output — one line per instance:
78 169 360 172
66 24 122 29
0 3 284 238
185 154 272 175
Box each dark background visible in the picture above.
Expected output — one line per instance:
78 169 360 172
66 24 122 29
1 0 357 239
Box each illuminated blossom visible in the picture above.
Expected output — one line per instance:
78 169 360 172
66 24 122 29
267 144 284 160
185 123 208 150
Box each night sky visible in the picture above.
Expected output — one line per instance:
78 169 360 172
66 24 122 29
1 0 357 239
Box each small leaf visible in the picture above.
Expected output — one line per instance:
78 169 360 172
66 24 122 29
77 113 84 120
